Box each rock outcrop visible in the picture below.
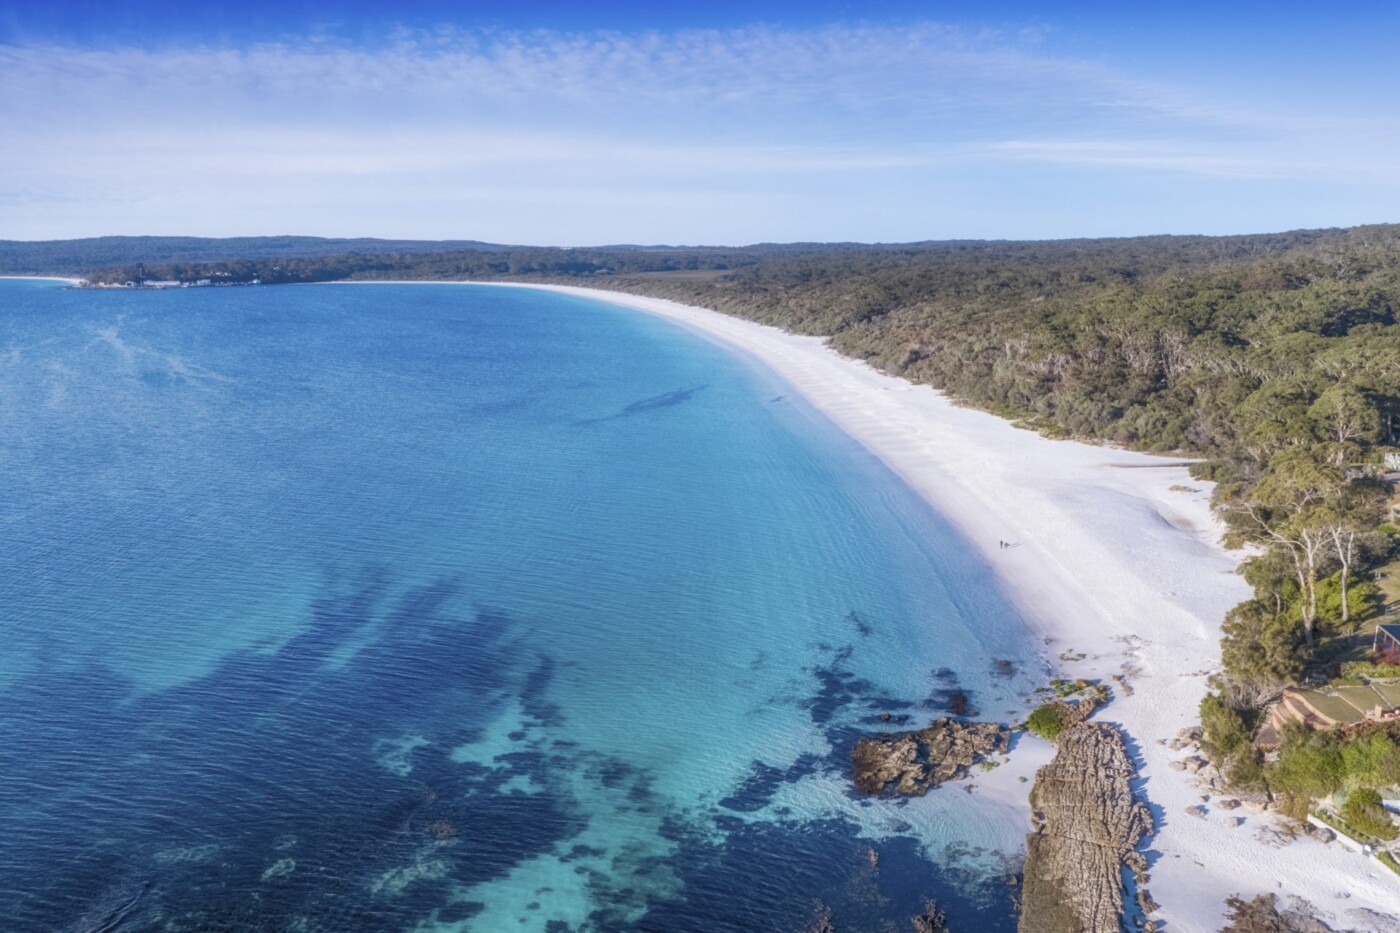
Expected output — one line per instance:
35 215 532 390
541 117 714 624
804 903 836 933
911 899 951 933
851 718 1010 795
803 898 953 932
1218 894 1335 932
1018 722 1154 933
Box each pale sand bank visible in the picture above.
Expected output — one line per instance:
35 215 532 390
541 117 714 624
336 280 1399 930
0 275 82 284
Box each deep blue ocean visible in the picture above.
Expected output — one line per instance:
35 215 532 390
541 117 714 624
0 279 1044 932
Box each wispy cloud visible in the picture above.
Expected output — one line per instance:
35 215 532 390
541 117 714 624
1 26 1134 131
979 139 1395 182
2 23 1398 241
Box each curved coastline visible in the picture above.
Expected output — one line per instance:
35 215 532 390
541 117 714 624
329 281 1396 930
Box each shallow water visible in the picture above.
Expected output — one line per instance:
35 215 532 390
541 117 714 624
0 280 1043 931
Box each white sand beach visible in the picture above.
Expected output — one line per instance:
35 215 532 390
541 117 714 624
503 284 1400 932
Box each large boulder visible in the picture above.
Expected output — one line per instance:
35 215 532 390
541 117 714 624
851 718 1010 796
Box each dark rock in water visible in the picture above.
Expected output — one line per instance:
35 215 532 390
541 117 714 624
851 718 1010 796
912 899 951 932
1019 722 1153 933
804 902 837 933
801 898 953 933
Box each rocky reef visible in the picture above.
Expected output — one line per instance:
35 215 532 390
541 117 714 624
1018 721 1154 933
804 899 951 933
851 717 1011 795
910 899 951 933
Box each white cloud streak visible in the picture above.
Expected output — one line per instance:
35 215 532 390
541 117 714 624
2 24 1398 241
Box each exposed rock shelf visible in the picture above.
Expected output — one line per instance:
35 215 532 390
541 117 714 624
851 717 1011 795
1019 722 1154 933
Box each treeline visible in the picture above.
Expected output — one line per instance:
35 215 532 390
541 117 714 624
76 245 801 285
0 235 520 275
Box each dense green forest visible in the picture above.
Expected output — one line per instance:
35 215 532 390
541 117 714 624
20 223 1400 816
0 235 514 275
67 239 900 284
76 246 773 284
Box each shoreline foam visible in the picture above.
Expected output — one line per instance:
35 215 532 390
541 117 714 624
332 280 1397 930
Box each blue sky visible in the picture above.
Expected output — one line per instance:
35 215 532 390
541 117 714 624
3 1 1399 243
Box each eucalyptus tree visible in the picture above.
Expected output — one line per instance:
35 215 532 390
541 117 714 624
1230 449 1345 644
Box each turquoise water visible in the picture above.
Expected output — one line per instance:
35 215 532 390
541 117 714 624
0 279 1042 930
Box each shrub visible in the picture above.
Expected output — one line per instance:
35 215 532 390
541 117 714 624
1223 751 1267 792
1339 731 1400 788
1379 851 1400 877
1266 726 1346 803
1199 692 1255 765
1310 807 1361 839
1025 704 1067 741
1339 660 1400 680
1317 575 1381 627
1218 601 1304 688
1341 788 1398 841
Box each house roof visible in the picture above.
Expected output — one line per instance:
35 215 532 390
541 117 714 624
1378 623 1400 644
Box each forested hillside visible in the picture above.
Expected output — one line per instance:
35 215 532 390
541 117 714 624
0 235 506 275
600 229 1400 453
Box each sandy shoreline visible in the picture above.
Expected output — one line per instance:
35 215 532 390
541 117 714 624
0 275 82 284
487 283 1400 931
325 280 1398 929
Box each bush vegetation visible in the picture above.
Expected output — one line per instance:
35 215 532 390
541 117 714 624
1340 787 1398 841
1308 807 1361 840
1025 704 1068 742
1339 660 1400 680
1263 723 1400 814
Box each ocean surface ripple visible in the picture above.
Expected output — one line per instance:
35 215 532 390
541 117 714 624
0 280 1041 931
